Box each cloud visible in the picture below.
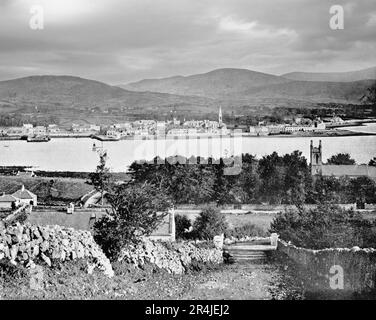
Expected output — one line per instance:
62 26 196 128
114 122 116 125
367 13 376 26
0 0 375 83
219 16 258 33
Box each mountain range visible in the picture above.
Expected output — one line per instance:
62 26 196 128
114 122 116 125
0 66 375 123
121 67 376 103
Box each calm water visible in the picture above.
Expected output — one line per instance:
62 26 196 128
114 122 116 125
1 124 375 172
343 122 376 133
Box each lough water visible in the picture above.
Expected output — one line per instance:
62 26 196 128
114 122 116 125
1 124 375 172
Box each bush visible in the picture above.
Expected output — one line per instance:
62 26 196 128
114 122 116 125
225 223 267 239
191 206 228 240
93 183 172 260
269 203 375 249
175 215 192 240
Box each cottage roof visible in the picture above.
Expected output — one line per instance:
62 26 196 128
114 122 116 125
12 185 36 200
0 194 19 202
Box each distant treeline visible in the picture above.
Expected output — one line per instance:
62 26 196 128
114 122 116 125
128 152 376 205
0 113 58 127
229 104 376 127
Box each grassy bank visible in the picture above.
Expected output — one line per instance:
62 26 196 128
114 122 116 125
0 175 93 204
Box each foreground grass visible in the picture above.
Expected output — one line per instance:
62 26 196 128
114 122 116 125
0 258 303 300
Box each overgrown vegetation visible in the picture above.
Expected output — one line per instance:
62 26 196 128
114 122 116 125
93 182 172 260
270 203 376 249
327 153 356 165
190 206 228 240
89 152 113 206
175 215 192 240
225 223 267 239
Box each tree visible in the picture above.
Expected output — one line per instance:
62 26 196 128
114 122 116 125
93 182 172 260
175 215 192 240
369 157 376 167
89 152 112 205
281 151 311 205
258 152 286 204
346 176 376 205
191 206 228 240
327 153 356 165
361 83 376 105
233 155 260 203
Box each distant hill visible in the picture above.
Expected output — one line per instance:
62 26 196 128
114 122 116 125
122 68 291 98
0 75 212 110
237 79 375 104
122 67 373 104
282 66 376 82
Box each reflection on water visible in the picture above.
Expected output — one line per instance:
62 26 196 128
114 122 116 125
0 127 376 172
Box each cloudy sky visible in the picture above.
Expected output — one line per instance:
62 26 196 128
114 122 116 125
0 0 375 84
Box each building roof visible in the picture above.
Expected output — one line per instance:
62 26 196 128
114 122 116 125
12 186 36 200
321 165 376 179
0 194 19 203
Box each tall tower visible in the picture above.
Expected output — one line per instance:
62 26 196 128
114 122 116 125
218 106 223 126
310 140 323 176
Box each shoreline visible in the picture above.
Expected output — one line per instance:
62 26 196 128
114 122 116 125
1 129 375 142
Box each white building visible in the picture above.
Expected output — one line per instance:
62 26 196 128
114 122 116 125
249 126 269 136
12 185 37 206
48 124 60 134
22 124 34 135
33 126 47 135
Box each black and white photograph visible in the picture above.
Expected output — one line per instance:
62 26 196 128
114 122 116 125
0 0 376 306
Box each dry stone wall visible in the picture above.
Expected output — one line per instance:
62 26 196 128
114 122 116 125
277 240 376 294
0 223 114 277
118 238 223 274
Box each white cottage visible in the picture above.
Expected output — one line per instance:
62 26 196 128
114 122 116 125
12 185 37 206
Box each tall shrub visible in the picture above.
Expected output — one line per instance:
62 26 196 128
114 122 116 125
93 183 172 260
192 206 228 240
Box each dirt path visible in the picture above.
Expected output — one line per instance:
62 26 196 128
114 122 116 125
180 263 277 300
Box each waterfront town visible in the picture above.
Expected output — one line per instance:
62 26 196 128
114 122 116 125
0 107 366 142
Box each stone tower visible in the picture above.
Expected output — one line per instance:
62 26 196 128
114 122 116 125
218 106 222 126
310 140 322 175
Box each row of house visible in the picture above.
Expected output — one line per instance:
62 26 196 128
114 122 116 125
106 111 228 137
0 185 37 210
0 123 102 137
1 124 49 136
250 119 327 136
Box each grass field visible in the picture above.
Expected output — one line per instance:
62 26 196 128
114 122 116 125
226 212 276 233
176 209 277 234
0 175 93 203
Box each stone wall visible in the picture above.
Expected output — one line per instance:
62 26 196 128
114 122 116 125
0 222 113 277
118 238 223 274
277 240 376 295
28 208 176 242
